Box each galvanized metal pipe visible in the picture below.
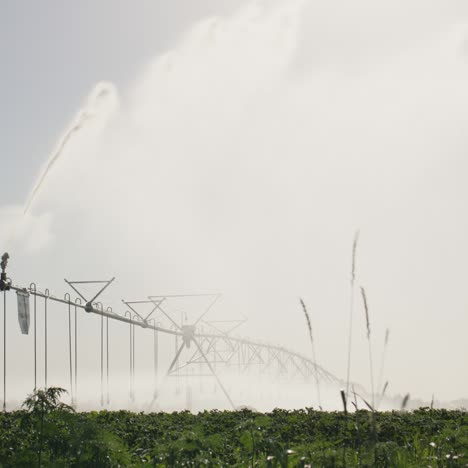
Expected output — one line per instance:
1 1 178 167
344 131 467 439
9 285 180 336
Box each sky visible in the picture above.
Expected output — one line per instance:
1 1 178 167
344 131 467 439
1 0 241 203
1 0 468 409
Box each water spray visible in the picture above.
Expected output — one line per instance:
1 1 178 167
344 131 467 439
24 81 117 214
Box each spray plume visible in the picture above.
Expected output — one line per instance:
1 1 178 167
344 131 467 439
24 82 117 214
6 0 467 407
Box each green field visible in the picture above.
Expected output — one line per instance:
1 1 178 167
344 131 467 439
0 389 467 467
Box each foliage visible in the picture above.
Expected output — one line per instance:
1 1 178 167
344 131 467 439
22 387 74 415
0 392 467 466
0 387 130 467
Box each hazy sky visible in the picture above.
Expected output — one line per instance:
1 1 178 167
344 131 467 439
2 0 468 408
1 0 241 203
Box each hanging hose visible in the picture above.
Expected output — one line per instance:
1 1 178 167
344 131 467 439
66 293 73 402
44 289 49 388
30 283 37 390
148 319 158 398
200 326 204 392
131 321 133 400
99 303 104 406
74 299 80 404
175 327 179 395
154 323 158 386
125 311 132 401
106 307 111 405
3 291 6 411
132 315 137 401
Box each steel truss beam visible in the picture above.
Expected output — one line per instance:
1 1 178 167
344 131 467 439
2 262 343 409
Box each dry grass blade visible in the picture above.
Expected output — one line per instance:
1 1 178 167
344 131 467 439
356 392 375 412
363 399 374 412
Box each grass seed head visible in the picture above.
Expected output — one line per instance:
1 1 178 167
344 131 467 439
360 286 371 339
351 230 360 285
382 381 388 393
401 393 410 411
299 298 313 345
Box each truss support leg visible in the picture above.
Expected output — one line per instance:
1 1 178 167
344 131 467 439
147 341 186 410
193 338 235 410
167 341 186 377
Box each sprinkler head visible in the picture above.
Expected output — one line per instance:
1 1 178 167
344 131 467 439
0 253 10 291
1 252 9 272
182 325 195 348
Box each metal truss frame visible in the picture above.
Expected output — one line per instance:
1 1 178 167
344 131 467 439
1 253 343 410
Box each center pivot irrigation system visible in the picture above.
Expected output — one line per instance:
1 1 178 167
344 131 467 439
0 252 341 410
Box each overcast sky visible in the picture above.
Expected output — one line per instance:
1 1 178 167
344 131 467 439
1 0 241 204
1 0 468 409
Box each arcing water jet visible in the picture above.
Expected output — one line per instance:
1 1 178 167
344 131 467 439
24 81 117 214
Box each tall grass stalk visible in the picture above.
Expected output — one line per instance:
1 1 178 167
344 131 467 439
340 389 347 414
377 381 388 410
376 329 389 408
360 286 375 408
401 393 410 411
355 390 374 412
299 298 322 409
346 230 359 399
352 385 358 411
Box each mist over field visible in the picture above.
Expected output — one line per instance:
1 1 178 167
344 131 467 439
1 0 468 410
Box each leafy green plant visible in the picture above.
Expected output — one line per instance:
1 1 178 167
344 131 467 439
1 395 467 467
21 387 73 466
